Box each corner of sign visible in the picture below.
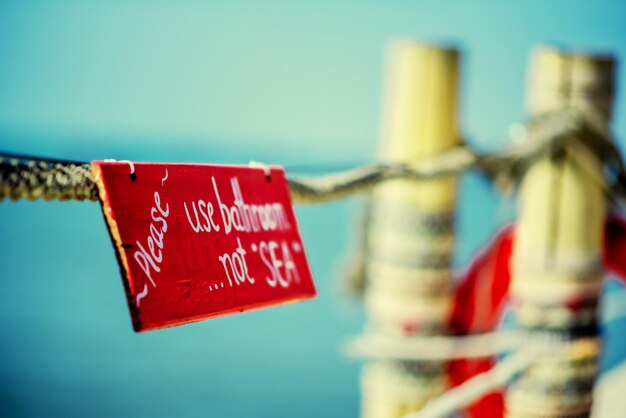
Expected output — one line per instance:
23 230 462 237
131 316 146 333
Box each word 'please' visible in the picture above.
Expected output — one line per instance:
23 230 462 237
134 191 170 287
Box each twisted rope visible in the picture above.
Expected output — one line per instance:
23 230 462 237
401 336 598 418
1 110 624 204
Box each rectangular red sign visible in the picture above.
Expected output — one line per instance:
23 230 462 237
91 161 317 332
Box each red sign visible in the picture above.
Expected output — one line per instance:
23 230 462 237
91 161 317 332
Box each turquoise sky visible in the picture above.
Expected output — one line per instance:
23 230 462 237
1 1 625 158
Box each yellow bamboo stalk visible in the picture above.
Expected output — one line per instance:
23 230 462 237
507 46 615 418
361 40 460 418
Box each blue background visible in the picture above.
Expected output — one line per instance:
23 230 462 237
0 1 625 417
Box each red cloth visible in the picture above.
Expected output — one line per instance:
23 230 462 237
450 226 514 335
604 213 626 282
447 213 626 417
449 226 513 418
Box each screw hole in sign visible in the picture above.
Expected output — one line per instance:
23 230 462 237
249 160 272 182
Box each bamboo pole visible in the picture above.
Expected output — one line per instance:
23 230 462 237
507 47 615 418
361 40 460 418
